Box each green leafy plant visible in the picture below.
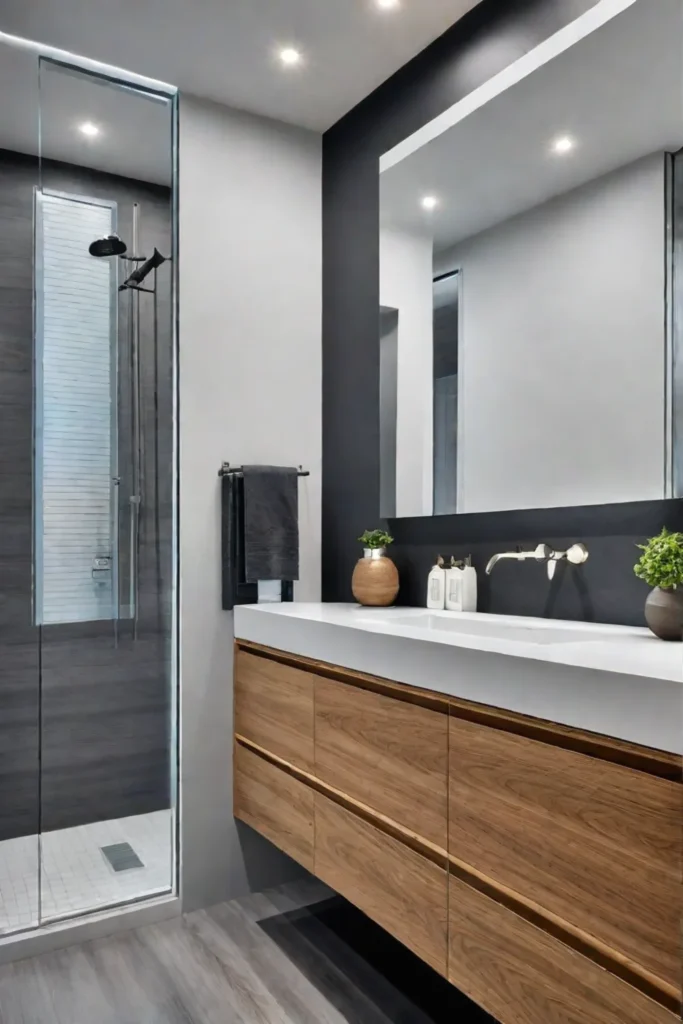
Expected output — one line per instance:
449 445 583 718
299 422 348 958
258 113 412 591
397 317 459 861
358 529 394 550
634 527 683 590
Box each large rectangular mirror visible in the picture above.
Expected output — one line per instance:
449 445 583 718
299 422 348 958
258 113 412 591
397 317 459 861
379 0 683 517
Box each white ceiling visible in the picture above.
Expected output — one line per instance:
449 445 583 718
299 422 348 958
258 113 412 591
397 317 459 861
380 0 683 252
0 0 481 132
0 48 173 185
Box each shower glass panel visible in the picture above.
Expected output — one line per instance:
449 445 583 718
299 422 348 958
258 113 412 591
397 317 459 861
35 58 177 923
0 38 41 936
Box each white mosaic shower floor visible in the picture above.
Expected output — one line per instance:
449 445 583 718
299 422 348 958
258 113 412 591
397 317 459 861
0 809 173 934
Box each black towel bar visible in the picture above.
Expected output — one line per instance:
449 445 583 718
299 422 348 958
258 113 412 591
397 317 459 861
218 462 309 478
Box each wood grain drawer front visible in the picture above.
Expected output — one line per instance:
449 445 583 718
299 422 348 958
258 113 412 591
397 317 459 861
315 677 448 847
449 716 681 991
315 794 448 976
235 650 314 771
448 875 677 1024
234 744 314 871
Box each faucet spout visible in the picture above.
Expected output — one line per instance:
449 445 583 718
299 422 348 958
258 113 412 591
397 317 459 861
485 552 521 575
485 544 552 576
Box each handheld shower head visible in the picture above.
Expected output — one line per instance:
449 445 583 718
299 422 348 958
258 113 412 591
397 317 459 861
88 235 127 258
119 248 168 291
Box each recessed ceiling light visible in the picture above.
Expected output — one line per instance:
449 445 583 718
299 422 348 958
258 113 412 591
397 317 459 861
421 195 439 211
278 47 302 67
78 121 100 138
376 0 401 9
551 134 575 155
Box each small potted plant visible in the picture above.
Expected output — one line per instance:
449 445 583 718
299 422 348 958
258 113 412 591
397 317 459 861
634 527 683 641
352 529 399 607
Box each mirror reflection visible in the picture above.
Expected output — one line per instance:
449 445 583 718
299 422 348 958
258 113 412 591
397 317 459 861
379 0 683 517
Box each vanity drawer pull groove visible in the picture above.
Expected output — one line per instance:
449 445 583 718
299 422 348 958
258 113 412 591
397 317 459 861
315 676 448 848
234 648 315 771
315 793 448 976
235 641 678 780
448 874 679 1024
233 641 680 1016
449 716 680 993
233 743 314 871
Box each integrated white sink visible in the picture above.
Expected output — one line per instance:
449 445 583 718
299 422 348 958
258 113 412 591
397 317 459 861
356 610 625 646
234 602 675 679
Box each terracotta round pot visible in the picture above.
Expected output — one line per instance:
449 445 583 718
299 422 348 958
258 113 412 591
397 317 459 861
644 586 683 641
352 547 399 607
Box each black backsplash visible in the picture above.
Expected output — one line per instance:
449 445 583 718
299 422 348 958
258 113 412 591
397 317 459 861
322 0 683 626
389 500 682 626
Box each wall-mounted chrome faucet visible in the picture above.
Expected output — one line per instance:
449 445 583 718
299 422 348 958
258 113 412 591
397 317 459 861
485 543 589 580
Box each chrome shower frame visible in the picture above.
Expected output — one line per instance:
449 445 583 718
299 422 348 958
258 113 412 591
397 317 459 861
128 203 143 633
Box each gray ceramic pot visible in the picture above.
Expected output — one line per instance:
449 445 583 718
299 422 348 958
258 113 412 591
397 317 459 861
644 586 683 641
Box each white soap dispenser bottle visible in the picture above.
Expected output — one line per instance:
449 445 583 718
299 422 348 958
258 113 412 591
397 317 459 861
445 558 464 612
427 556 446 609
461 555 478 613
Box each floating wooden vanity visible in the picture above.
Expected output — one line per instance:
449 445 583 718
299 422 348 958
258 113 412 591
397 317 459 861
233 639 680 1024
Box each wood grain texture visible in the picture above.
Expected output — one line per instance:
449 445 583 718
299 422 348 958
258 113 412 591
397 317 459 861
448 874 678 1024
235 648 314 772
236 733 448 870
238 732 675 1008
236 639 452 714
315 675 448 847
0 880 492 1024
234 644 679 1012
449 715 681 993
351 555 399 606
236 641 678 779
448 696 680 780
234 742 314 871
314 793 448 976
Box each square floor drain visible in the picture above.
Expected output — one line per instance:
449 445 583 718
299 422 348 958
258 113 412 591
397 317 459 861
100 842 144 873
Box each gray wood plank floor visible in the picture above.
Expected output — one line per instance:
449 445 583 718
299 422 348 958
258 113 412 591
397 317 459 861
0 880 493 1023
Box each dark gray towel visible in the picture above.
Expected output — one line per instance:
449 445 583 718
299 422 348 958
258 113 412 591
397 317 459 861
221 472 258 610
242 466 299 583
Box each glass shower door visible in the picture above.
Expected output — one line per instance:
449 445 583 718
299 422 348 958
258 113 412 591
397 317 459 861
0 36 41 935
0 32 176 936
34 57 177 922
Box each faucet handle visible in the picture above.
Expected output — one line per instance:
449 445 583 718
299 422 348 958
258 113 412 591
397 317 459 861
546 542 589 579
566 542 589 566
533 543 552 561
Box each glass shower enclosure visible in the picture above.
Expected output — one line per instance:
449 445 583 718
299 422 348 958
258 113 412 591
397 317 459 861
0 34 178 933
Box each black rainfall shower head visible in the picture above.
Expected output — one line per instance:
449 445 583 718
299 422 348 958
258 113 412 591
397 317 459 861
88 235 128 258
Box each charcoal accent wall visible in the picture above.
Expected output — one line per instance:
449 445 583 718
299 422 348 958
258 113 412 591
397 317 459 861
0 148 173 842
322 0 683 624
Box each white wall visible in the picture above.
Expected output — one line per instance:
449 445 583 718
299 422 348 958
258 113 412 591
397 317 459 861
380 228 434 517
435 153 666 513
179 95 321 911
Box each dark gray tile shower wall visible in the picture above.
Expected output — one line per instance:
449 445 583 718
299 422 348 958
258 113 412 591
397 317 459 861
0 148 173 842
0 153 39 842
322 0 683 622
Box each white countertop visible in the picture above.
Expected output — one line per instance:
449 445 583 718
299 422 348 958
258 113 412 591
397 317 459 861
236 603 680 682
234 603 682 753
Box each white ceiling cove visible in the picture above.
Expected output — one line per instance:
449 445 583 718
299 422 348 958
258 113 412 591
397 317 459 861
0 48 173 185
0 0 482 131
380 0 683 251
